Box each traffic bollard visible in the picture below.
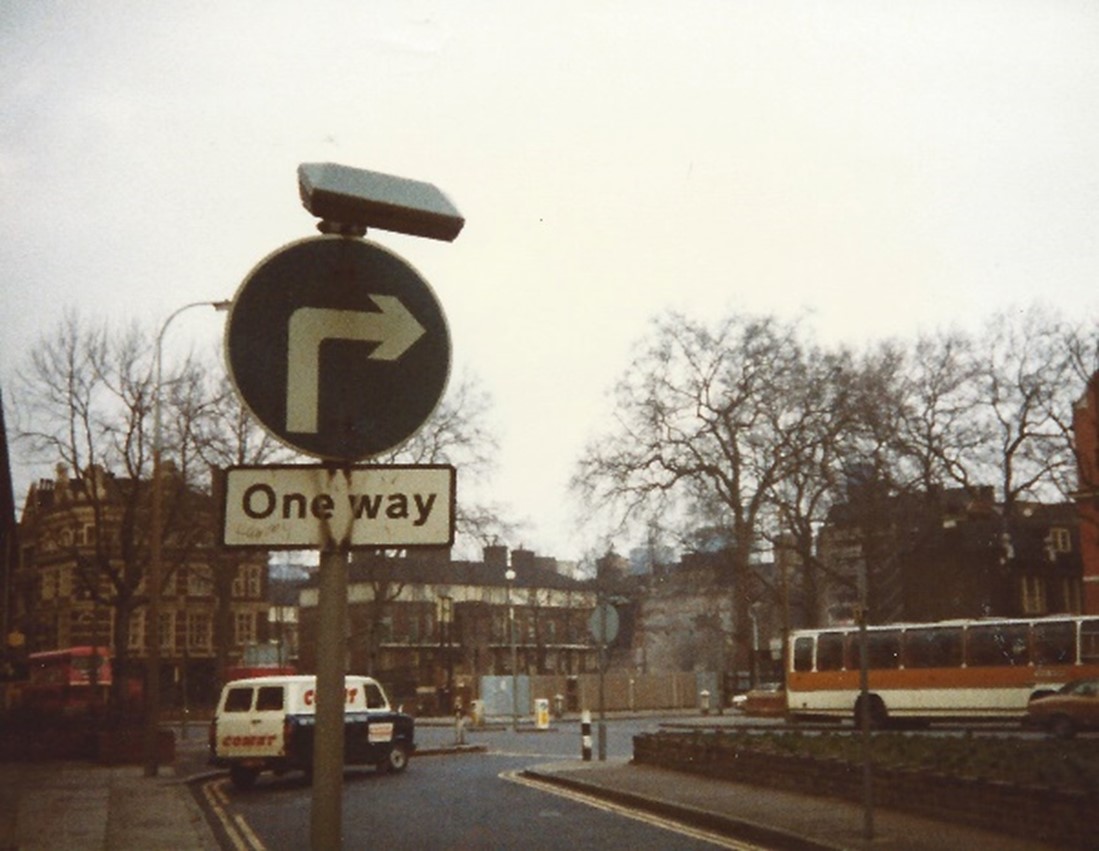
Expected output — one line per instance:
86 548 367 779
581 709 592 761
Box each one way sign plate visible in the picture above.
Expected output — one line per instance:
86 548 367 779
222 464 456 549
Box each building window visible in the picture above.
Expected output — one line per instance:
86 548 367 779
1063 579 1083 614
187 568 213 597
1048 527 1072 554
41 570 57 600
160 612 174 650
234 612 256 646
233 565 263 599
1021 576 1047 615
129 610 146 651
187 613 212 651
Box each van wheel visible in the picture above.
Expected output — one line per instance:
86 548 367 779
229 765 258 790
379 744 409 774
854 695 888 730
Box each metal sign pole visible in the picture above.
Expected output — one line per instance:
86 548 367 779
311 535 349 850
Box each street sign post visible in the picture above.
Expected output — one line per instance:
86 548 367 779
222 464 455 549
589 602 618 761
223 164 461 851
225 235 450 460
588 603 619 644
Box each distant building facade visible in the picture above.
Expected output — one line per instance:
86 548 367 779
13 465 270 707
818 485 1084 625
296 545 598 712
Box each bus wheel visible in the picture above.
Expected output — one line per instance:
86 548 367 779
1050 715 1076 739
229 765 258 790
854 695 888 730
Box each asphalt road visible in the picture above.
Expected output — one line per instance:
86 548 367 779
189 716 750 850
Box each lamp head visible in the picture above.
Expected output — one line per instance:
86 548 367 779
298 162 464 242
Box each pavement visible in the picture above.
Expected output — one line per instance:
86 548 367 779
520 760 1061 851
0 759 219 850
0 719 1064 850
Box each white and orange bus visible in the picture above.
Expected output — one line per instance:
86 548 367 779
786 615 1099 726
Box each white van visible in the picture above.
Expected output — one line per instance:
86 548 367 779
209 674 415 789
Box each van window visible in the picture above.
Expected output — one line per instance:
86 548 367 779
365 682 386 709
224 687 254 712
256 686 284 711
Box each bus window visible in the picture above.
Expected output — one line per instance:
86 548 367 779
792 636 814 672
817 632 845 671
866 630 901 669
1082 619 1099 663
966 623 1028 666
1032 620 1075 666
905 627 963 668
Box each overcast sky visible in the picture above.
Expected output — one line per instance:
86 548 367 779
2 1 1098 563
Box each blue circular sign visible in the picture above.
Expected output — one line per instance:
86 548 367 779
225 236 450 460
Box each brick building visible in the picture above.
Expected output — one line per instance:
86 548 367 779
818 485 1084 625
1072 370 1099 613
12 464 269 708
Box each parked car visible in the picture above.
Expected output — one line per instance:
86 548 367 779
732 683 787 717
1025 676 1099 738
209 674 415 789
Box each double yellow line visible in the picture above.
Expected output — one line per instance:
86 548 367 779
200 778 266 851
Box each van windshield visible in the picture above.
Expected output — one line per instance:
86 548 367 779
365 683 387 709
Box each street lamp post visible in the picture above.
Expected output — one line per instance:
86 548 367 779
505 568 518 731
144 299 231 778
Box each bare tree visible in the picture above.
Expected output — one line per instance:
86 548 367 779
342 370 510 678
13 313 214 706
376 368 513 550
964 309 1078 550
573 311 820 692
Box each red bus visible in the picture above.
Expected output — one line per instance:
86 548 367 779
786 615 1099 726
18 646 112 716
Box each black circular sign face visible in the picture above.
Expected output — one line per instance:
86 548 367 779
225 236 450 460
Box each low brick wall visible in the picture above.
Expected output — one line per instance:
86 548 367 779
633 732 1093 849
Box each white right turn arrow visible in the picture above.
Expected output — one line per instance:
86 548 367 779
285 298 426 434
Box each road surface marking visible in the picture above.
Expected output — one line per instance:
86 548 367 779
200 778 267 851
502 770 770 850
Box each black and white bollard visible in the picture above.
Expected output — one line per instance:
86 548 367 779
581 709 592 761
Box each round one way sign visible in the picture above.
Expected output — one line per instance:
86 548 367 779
225 236 450 460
